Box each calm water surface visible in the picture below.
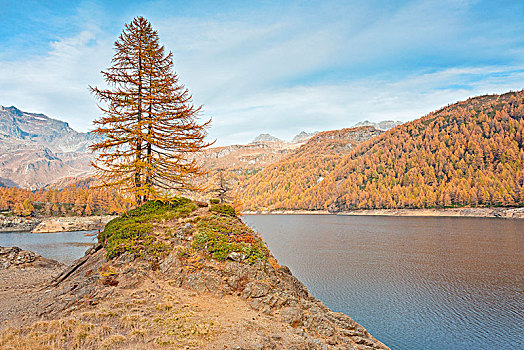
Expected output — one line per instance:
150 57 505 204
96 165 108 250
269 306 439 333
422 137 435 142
0 230 97 264
243 215 523 350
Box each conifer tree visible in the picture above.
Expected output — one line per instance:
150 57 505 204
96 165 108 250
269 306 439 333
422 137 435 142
90 16 211 205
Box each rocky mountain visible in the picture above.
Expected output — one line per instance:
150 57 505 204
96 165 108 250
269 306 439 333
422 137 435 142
195 130 327 203
251 133 283 143
353 120 403 130
0 106 98 153
198 143 298 174
198 131 318 175
0 106 99 189
291 131 318 143
251 131 318 144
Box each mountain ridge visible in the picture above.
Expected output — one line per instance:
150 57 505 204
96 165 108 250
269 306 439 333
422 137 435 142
0 106 99 153
230 90 524 211
0 106 98 189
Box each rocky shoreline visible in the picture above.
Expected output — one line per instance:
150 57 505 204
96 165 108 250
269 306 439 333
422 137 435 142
0 246 64 327
0 215 115 233
0 246 62 270
0 216 41 232
243 206 524 219
31 215 116 233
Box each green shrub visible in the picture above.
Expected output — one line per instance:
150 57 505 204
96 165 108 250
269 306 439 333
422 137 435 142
124 198 192 219
192 215 269 264
209 199 220 204
209 204 236 217
99 198 195 259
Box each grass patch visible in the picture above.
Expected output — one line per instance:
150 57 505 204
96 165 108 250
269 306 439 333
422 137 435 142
192 214 269 264
209 203 236 216
99 198 196 260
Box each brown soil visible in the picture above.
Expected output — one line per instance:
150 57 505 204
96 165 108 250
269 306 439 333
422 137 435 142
0 260 63 326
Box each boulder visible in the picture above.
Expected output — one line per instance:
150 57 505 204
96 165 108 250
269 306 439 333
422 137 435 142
0 246 38 269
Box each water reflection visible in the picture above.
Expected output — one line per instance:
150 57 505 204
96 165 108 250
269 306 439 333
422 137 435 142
243 215 524 350
0 230 97 264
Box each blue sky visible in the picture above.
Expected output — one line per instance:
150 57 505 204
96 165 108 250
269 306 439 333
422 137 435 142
1 0 524 145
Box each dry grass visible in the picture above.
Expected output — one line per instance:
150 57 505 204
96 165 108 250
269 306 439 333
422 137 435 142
0 285 216 350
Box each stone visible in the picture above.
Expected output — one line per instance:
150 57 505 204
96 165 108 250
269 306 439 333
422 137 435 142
242 282 272 299
114 251 135 266
84 244 103 256
310 316 335 337
159 253 181 275
226 275 247 291
281 306 303 327
202 270 222 292
227 251 246 262
277 265 293 275
248 298 264 311
277 270 311 300
0 217 41 233
184 272 208 294
0 246 40 269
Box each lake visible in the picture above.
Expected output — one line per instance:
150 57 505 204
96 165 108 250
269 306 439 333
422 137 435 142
242 214 524 350
0 230 97 264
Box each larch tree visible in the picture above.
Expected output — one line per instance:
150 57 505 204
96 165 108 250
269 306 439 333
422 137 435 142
90 16 211 205
209 169 234 203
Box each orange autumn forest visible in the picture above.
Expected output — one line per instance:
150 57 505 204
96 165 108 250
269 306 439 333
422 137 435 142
2 91 524 215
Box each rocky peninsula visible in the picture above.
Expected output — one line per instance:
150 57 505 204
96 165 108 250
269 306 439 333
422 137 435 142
0 199 389 349
0 216 41 232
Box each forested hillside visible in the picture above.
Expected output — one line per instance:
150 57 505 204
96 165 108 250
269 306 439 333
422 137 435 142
238 127 383 210
0 185 128 216
303 90 524 211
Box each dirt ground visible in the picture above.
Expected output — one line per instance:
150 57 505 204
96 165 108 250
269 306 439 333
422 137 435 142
0 265 327 349
0 263 63 326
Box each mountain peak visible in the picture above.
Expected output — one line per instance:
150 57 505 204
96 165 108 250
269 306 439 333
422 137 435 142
291 131 317 143
0 105 24 117
251 133 282 143
0 106 100 188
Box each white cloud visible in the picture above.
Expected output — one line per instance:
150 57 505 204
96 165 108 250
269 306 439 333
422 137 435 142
1 1 523 146
0 29 112 131
205 65 524 145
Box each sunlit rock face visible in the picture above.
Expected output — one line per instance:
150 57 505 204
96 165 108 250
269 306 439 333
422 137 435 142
0 106 100 189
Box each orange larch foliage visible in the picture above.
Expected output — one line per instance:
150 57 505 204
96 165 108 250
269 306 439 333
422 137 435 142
0 185 128 216
90 16 211 205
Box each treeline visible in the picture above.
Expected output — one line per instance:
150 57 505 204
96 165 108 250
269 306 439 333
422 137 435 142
0 186 129 217
238 90 524 211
